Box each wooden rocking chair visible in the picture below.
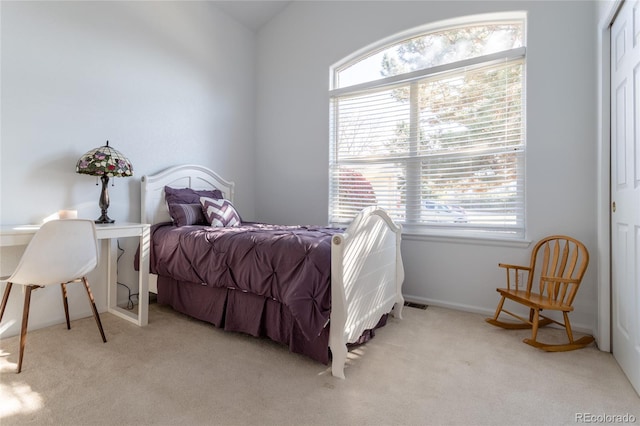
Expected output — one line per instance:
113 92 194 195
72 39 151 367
485 235 594 351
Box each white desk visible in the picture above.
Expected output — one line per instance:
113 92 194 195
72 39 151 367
0 222 150 326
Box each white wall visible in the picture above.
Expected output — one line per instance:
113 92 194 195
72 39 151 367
0 1 257 337
0 0 602 341
255 2 599 332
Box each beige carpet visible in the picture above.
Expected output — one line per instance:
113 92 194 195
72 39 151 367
1 302 638 426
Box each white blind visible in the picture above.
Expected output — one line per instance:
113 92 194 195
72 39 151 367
330 57 525 236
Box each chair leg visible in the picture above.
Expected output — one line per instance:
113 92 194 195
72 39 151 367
522 308 541 348
82 277 106 343
563 311 574 343
525 309 595 351
17 285 36 374
0 282 13 322
60 283 71 330
492 296 506 320
485 296 508 326
485 296 534 329
531 309 540 342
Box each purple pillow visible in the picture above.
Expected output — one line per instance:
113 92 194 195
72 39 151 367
167 203 206 227
164 186 224 226
200 197 241 227
164 186 223 204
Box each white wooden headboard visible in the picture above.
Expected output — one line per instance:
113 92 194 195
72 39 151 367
141 164 235 225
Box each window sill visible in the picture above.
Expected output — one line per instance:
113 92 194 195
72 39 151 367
401 230 532 248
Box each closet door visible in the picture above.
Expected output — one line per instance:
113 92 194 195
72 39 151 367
610 0 640 396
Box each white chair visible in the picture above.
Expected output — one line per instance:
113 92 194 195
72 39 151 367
0 219 106 373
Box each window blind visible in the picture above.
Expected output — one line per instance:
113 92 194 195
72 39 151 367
330 56 525 237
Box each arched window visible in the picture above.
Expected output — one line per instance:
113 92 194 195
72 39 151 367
329 13 526 238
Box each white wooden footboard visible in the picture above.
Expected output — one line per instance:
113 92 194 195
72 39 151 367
329 206 404 379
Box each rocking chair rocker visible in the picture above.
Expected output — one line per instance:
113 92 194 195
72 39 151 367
485 235 594 351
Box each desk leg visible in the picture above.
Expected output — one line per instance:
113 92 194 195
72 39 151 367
137 227 150 326
105 239 118 315
104 229 149 326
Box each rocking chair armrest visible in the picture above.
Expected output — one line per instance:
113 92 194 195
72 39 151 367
498 263 531 272
499 263 532 291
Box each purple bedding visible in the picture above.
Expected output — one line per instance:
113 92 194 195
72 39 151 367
149 222 342 342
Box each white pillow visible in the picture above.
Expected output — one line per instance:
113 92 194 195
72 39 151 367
200 197 241 227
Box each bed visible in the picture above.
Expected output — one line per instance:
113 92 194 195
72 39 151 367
140 164 404 378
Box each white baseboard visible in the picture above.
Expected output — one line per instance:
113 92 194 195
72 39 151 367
403 293 595 337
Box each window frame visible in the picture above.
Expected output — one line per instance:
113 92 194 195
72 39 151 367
329 12 528 241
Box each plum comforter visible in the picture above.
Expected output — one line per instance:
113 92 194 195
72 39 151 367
148 222 349 361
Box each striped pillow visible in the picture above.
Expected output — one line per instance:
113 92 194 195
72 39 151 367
167 203 205 227
200 197 241 227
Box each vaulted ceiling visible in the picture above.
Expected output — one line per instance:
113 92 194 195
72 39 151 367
212 1 291 32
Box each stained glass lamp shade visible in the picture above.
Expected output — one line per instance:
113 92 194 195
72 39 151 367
76 141 133 223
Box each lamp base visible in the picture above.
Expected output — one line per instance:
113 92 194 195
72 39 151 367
95 213 115 224
96 175 115 224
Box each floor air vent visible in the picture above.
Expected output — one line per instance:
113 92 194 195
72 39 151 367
404 301 428 310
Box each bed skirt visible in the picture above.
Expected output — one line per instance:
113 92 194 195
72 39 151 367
156 275 386 365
